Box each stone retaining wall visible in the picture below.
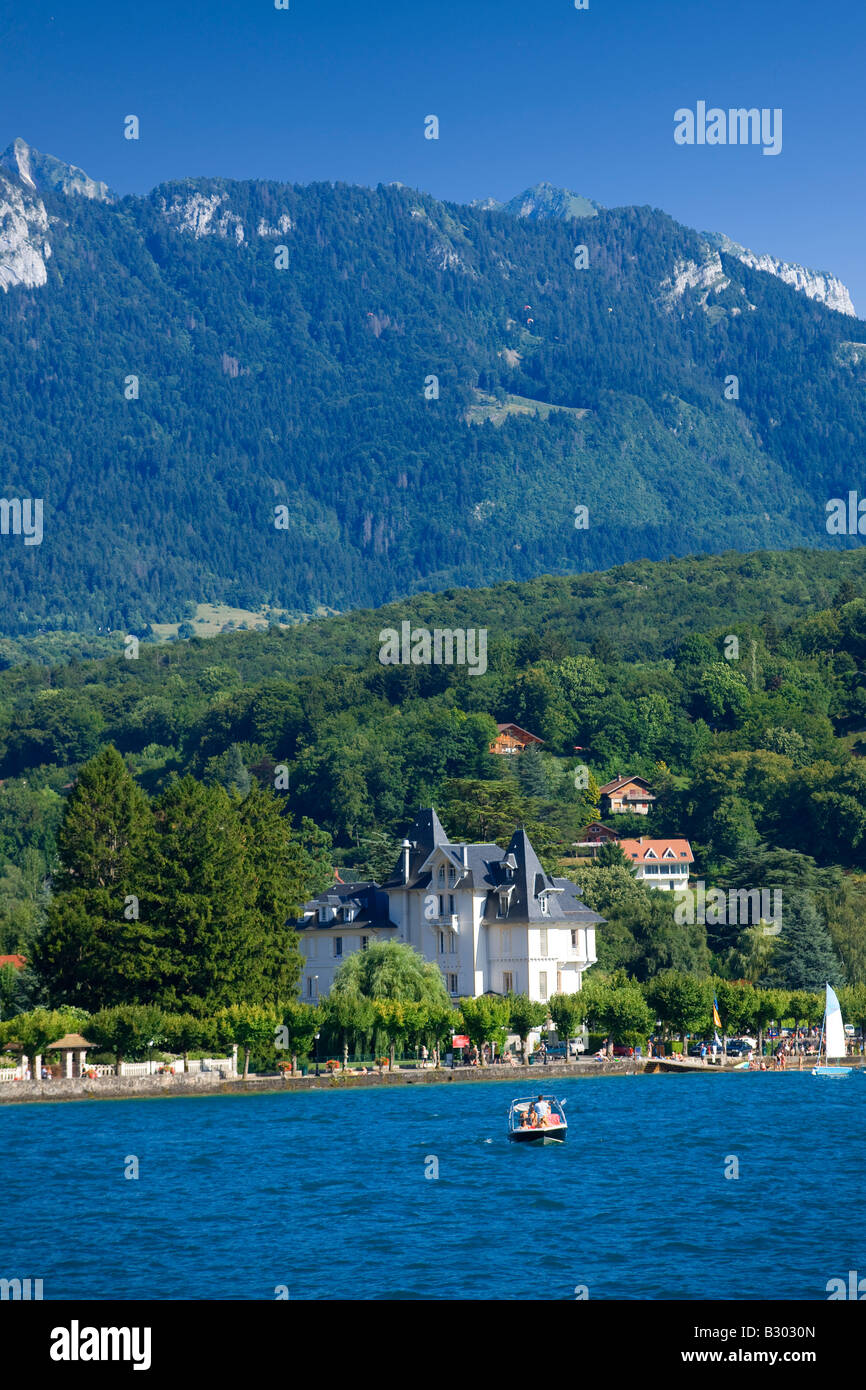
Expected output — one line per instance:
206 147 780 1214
0 1070 239 1103
0 1059 645 1103
9 1054 849 1104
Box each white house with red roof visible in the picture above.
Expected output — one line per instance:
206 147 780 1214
618 837 693 891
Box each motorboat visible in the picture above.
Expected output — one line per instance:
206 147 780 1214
507 1095 567 1144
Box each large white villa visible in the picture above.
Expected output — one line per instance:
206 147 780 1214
294 808 602 1003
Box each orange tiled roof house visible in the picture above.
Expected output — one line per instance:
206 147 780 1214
618 837 693 891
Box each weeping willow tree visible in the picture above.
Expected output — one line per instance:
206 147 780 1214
331 941 450 1005
329 943 455 1064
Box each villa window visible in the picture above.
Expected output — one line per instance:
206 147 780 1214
361 935 370 951
539 971 548 1001
539 928 548 956
438 931 446 955
438 895 445 917
334 937 343 958
447 974 458 995
448 866 456 887
450 934 457 954
448 894 455 914
503 971 513 994
571 929 578 950
438 865 446 886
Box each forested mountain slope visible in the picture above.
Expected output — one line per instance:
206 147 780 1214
1 145 865 634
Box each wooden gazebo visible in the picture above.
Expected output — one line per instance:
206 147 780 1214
47 1032 95 1079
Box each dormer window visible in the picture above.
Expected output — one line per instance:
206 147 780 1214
448 866 456 887
438 865 446 887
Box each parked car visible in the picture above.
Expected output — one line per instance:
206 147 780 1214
543 1043 569 1059
725 1039 751 1056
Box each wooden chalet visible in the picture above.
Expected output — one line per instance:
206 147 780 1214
489 723 544 756
598 775 655 816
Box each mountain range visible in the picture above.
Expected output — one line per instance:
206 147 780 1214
1 138 864 636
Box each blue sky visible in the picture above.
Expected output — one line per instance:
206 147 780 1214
1 0 864 310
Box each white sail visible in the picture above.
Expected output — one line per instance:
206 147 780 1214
824 984 846 1060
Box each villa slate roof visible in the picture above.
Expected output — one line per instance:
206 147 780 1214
293 881 398 932
551 878 605 924
336 808 605 930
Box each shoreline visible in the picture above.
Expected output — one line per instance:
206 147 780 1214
2 1054 849 1105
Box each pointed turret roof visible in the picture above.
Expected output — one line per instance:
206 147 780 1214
383 807 449 887
502 827 557 920
412 807 448 848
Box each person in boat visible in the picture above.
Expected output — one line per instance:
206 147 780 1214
534 1096 551 1125
518 1110 530 1129
527 1104 539 1127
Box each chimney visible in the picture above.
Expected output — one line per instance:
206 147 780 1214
462 844 468 869
401 839 412 885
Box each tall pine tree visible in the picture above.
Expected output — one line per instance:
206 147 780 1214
34 746 156 1008
145 776 251 1012
766 894 843 991
235 783 331 1004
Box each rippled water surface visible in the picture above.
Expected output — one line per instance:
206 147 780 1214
3 1072 863 1299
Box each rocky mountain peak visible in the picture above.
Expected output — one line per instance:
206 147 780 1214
0 137 113 202
475 181 601 222
702 228 856 317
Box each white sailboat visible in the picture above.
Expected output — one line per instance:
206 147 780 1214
811 984 852 1076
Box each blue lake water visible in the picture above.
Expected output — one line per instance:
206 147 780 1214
2 1072 863 1300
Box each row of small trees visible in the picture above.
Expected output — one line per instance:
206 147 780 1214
0 1003 282 1078
549 971 866 1056
456 972 866 1060
7 962 862 1078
